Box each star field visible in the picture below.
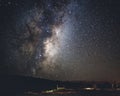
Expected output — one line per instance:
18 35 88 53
0 0 120 81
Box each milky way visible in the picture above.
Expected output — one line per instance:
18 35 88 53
9 0 73 79
1 0 120 81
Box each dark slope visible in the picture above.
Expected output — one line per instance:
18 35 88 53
0 75 120 96
0 75 57 95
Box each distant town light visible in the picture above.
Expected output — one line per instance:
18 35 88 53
84 87 95 90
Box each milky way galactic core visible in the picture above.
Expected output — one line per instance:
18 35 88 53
2 0 120 81
8 0 75 79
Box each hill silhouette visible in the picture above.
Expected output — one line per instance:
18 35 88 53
0 75 57 95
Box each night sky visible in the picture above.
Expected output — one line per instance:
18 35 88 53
0 0 120 81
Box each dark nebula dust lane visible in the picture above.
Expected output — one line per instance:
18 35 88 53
0 0 120 81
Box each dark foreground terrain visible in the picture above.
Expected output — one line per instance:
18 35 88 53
23 90 120 96
22 91 120 96
0 75 57 95
0 75 120 96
